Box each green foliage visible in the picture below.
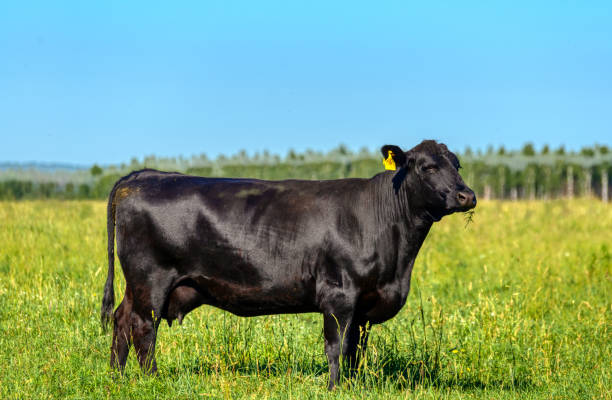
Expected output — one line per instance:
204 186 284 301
1 144 611 200
90 164 103 176
91 173 122 199
0 200 610 398
521 143 535 156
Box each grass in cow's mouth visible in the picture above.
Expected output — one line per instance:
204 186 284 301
463 209 475 228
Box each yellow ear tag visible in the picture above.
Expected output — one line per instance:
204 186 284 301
383 150 396 170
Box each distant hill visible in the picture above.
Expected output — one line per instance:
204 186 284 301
0 162 88 172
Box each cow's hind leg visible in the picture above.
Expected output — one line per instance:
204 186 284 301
110 284 166 374
131 307 160 374
110 295 132 371
130 281 171 374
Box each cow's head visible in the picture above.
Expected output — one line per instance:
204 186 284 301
381 140 476 221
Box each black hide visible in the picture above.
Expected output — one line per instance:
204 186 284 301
100 140 476 389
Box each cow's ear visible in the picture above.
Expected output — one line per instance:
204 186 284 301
380 145 407 170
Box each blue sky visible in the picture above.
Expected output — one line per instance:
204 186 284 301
1 1 611 165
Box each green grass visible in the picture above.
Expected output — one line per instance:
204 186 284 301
0 199 610 399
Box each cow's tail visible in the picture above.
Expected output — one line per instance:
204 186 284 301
101 180 120 331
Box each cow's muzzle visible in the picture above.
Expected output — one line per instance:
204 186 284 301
456 190 477 210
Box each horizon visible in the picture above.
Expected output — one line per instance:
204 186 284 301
1 140 609 171
1 1 611 165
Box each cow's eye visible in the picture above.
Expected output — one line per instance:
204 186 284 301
423 165 438 173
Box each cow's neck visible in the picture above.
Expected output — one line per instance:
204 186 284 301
368 171 434 297
368 170 434 233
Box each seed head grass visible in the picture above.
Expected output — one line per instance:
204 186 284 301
0 199 610 399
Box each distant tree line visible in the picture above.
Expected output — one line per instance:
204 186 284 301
0 143 609 202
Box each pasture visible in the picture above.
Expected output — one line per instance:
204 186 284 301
0 199 610 399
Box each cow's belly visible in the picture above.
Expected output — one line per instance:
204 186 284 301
164 272 317 323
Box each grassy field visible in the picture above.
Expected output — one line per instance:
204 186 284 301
0 199 610 399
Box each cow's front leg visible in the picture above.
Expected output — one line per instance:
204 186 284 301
323 307 355 390
345 321 370 375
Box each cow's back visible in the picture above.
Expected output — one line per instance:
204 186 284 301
112 169 368 316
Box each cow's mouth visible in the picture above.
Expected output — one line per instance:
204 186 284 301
452 203 476 213
425 202 475 222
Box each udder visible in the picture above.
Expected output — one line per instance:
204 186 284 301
164 284 206 326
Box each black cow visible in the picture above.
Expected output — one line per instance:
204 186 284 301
100 140 476 389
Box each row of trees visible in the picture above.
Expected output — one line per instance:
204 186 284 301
0 143 609 201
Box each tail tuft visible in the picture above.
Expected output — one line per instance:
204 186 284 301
100 282 114 331
101 180 119 332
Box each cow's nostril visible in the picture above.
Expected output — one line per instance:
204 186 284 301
456 191 475 207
